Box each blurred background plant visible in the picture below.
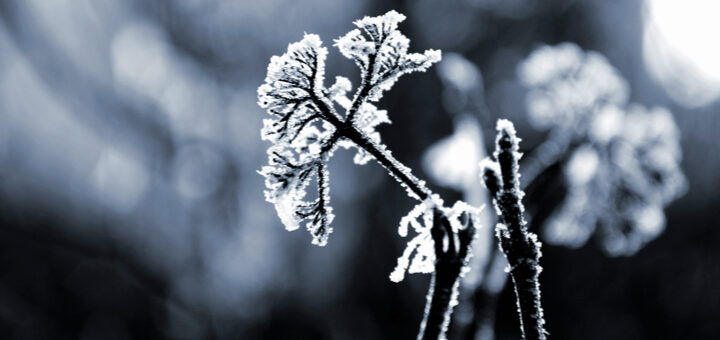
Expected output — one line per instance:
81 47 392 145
425 41 687 340
0 0 719 339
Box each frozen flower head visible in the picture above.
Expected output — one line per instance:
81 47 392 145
544 105 687 256
257 11 442 246
518 43 629 130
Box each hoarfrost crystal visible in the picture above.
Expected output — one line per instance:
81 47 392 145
390 197 440 283
390 196 483 283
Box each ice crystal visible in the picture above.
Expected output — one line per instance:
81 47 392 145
258 11 441 246
544 105 687 256
390 196 441 283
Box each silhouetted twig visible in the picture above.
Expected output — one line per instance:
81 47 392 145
481 119 547 340
418 209 476 340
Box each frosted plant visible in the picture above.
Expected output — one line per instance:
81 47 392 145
516 43 632 185
518 43 686 256
518 42 629 131
258 10 481 339
416 44 685 340
481 119 547 340
390 196 484 283
544 105 687 256
425 54 504 340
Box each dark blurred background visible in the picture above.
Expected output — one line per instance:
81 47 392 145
1 0 719 339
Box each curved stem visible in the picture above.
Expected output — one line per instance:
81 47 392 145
418 210 476 340
313 76 471 340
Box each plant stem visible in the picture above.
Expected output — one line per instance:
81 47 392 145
343 126 431 200
418 209 476 340
313 95 432 201
314 86 473 340
463 125 568 340
483 120 547 340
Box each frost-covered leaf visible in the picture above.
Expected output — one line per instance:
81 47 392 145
258 33 341 246
259 146 316 231
258 11 442 247
335 10 441 102
327 76 353 109
258 34 328 146
390 196 438 283
259 145 336 246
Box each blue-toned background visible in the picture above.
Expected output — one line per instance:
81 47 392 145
0 0 718 339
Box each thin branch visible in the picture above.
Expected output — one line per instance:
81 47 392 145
346 29 392 123
346 52 377 122
310 93 432 201
418 209 476 340
482 120 547 340
342 126 431 201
